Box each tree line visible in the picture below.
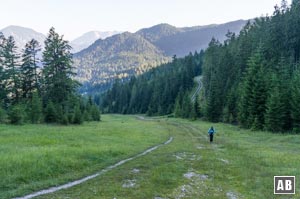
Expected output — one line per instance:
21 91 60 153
101 52 203 118
102 0 300 133
0 28 100 124
202 0 300 132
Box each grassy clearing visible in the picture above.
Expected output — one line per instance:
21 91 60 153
2 115 300 198
0 115 169 199
35 116 300 199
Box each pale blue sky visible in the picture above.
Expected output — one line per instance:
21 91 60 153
0 0 291 40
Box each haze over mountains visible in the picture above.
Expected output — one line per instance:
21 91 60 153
73 19 247 92
0 26 46 51
70 31 123 52
1 19 248 93
0 26 121 53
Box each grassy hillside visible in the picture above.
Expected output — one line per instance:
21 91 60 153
5 115 299 199
0 115 169 199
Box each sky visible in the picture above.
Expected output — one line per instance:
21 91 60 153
0 0 291 40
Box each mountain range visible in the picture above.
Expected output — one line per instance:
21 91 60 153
0 26 121 53
1 20 248 93
70 31 123 53
0 25 46 52
73 20 248 92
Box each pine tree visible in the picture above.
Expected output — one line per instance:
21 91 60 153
291 69 300 133
21 39 41 99
90 105 101 121
44 101 56 123
0 33 7 103
28 92 43 123
42 27 78 105
8 104 25 125
205 74 222 122
238 48 267 129
0 102 6 123
2 36 21 104
265 82 285 132
72 105 83 124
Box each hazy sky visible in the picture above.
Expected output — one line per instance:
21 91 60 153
0 0 291 40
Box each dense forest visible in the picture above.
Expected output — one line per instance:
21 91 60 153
102 0 300 133
101 52 203 117
0 28 100 125
203 0 300 132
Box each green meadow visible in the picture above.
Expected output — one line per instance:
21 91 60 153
1 115 299 198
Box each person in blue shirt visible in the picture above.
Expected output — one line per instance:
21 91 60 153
208 126 216 143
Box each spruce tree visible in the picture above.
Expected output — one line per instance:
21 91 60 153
265 83 285 132
90 105 101 121
291 69 300 133
72 105 83 124
2 36 21 104
28 92 43 123
8 104 24 125
44 101 56 123
0 33 7 103
42 27 78 105
21 39 41 99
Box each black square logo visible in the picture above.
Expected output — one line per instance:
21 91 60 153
274 176 295 194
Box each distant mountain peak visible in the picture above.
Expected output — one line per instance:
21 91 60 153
70 30 122 53
0 25 46 50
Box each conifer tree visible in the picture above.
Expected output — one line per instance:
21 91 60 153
3 36 21 104
28 92 43 123
291 69 300 133
265 81 285 132
42 27 78 105
21 39 41 99
44 101 56 123
72 105 83 124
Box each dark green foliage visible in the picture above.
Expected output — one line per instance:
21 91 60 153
291 69 300 133
20 39 41 99
44 101 56 123
101 52 203 117
199 1 300 132
72 105 83 124
2 36 21 105
42 27 78 105
28 92 43 123
8 104 24 125
0 28 102 125
0 104 6 123
265 84 285 132
90 105 101 121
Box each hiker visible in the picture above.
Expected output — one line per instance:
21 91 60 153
208 126 216 143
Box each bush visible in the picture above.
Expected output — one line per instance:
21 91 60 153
91 105 101 121
72 105 83 124
44 101 56 123
9 105 25 125
0 106 7 123
29 92 43 123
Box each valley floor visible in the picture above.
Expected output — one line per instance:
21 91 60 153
1 115 300 199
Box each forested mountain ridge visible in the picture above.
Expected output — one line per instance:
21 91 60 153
201 0 300 133
74 20 247 93
136 20 247 57
101 52 203 116
74 32 170 93
102 0 300 133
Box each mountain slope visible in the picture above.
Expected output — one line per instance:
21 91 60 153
74 20 247 93
0 25 46 50
73 32 169 86
70 31 122 53
137 20 247 57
